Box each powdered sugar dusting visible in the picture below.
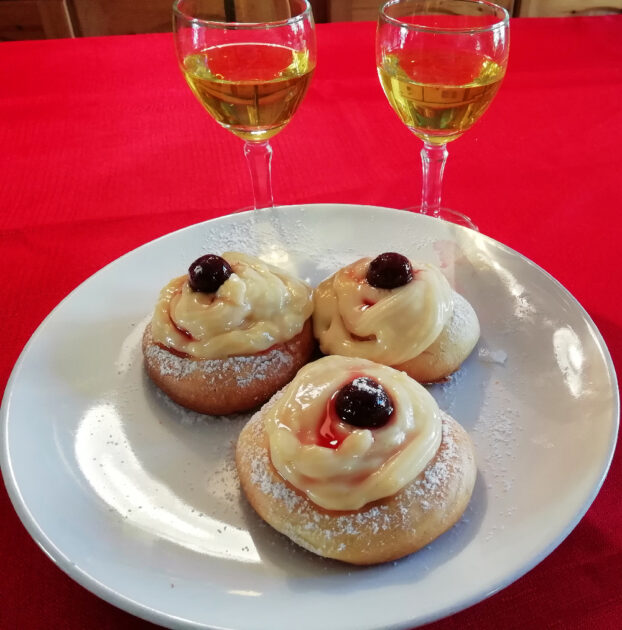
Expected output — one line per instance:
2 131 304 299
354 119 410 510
470 379 520 540
471 382 519 492
405 418 461 510
194 210 358 286
439 292 474 352
190 206 444 288
241 409 466 556
436 366 466 417
153 387 249 426
206 439 243 513
145 343 294 387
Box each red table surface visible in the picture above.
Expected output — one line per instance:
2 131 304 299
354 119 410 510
1 15 621 630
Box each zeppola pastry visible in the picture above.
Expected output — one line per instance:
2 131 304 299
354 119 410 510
236 355 476 565
313 252 480 382
143 252 315 415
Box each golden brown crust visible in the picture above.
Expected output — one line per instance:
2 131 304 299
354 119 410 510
142 319 315 415
236 404 476 565
393 292 480 383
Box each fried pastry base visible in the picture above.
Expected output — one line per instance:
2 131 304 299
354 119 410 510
236 403 476 565
142 319 315 415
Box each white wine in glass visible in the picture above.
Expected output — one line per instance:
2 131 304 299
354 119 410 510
174 0 317 210
376 0 510 229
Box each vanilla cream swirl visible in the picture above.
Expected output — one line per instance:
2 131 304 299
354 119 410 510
313 257 453 365
264 356 442 511
151 252 313 359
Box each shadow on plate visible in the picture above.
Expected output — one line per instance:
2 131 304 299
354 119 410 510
240 472 488 589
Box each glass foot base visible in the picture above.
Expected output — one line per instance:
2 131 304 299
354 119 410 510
404 206 478 232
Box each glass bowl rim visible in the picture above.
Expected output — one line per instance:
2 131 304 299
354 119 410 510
379 0 510 34
173 0 313 29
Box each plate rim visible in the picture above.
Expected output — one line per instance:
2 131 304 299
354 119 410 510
1 203 619 630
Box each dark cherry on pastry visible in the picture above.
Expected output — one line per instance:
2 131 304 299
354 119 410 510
236 356 477 565
143 251 314 415
366 252 413 289
334 377 394 428
188 254 232 293
313 254 480 383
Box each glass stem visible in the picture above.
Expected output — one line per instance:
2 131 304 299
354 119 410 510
420 141 448 218
244 140 275 210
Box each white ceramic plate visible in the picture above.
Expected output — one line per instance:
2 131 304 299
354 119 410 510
2 204 618 630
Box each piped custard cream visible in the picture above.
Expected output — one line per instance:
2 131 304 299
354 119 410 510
264 356 442 511
313 258 453 364
151 252 313 359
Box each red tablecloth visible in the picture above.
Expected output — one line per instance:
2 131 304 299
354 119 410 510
1 15 621 630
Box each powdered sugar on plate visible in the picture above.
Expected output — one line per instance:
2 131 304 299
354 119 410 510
478 348 508 365
153 387 250 426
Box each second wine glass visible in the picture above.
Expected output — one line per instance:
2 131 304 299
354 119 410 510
376 0 510 229
173 0 316 210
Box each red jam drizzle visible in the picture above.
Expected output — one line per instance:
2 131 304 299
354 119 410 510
316 395 347 449
156 342 190 359
314 372 373 449
350 332 376 342
167 294 196 342
171 318 195 341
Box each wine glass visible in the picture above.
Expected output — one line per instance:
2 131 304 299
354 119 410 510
173 0 316 210
376 0 510 229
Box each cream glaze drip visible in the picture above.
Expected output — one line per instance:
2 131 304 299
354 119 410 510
313 258 453 365
264 356 442 511
151 252 313 359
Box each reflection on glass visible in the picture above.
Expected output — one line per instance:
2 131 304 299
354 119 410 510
173 0 317 211
376 0 510 229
